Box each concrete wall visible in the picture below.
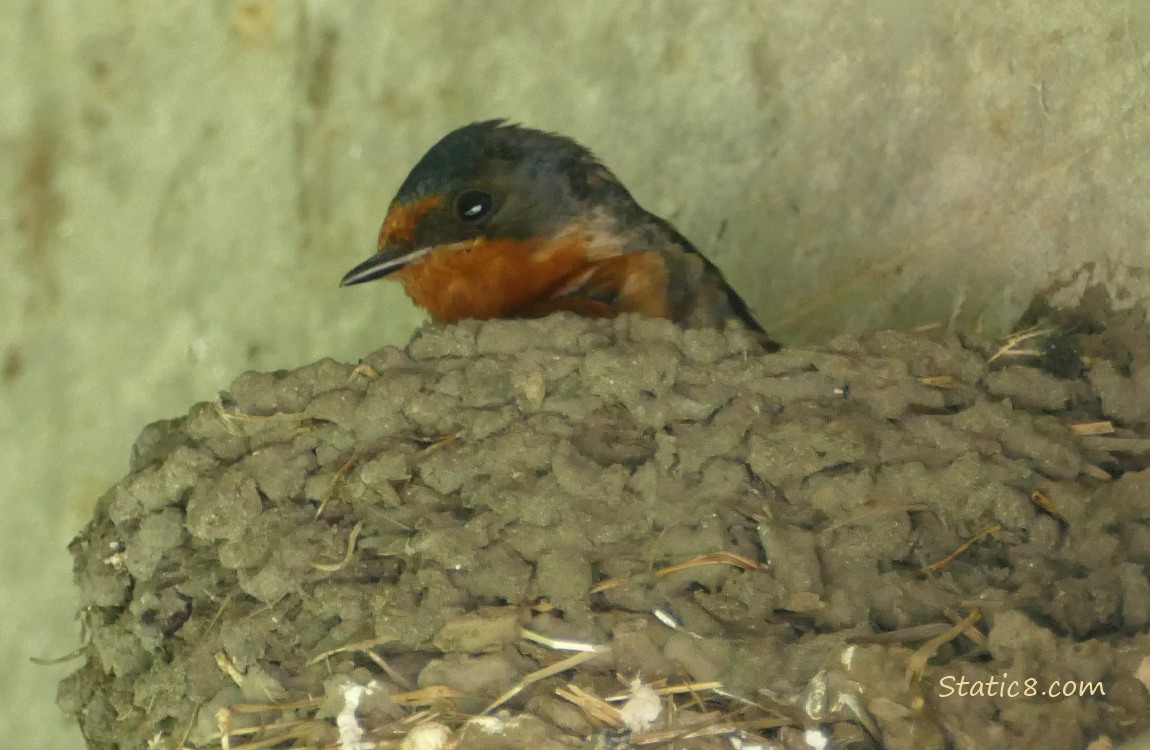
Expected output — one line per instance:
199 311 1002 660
2 1 1147 746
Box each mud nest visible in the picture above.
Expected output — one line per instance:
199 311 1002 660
61 305 1150 750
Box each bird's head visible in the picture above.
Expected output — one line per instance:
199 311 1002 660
340 120 630 287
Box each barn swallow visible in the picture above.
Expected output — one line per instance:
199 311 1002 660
341 120 778 349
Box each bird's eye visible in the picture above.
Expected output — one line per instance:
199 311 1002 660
454 190 494 222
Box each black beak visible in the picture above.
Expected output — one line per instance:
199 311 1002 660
340 253 412 287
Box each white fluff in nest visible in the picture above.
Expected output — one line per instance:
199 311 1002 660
336 680 378 750
401 722 452 750
618 679 662 733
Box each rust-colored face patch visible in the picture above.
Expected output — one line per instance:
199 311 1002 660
393 233 672 325
395 236 577 323
377 194 443 249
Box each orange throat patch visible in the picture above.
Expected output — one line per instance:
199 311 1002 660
393 235 672 324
